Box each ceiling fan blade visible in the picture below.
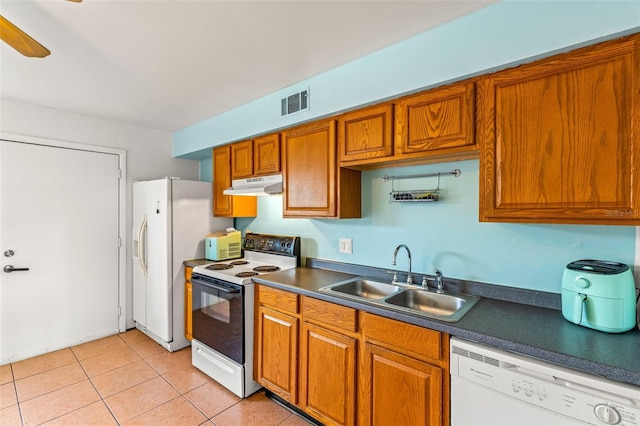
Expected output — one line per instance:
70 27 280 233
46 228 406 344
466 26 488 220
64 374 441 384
0 15 51 58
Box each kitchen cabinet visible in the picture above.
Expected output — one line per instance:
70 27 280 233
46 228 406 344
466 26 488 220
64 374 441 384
254 284 448 426
338 104 394 167
184 266 193 341
282 119 361 218
231 140 254 179
255 285 299 404
212 145 257 217
254 133 281 176
392 80 476 165
360 312 448 426
478 33 640 225
300 297 357 426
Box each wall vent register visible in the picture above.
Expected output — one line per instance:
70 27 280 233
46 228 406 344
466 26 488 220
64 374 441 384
281 89 309 116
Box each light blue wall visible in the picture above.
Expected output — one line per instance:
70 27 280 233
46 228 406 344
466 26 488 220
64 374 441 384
235 161 635 293
175 1 640 293
174 0 640 159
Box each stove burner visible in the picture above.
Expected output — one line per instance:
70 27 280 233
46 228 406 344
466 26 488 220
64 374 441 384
235 271 259 278
230 260 249 266
206 264 233 270
253 265 281 273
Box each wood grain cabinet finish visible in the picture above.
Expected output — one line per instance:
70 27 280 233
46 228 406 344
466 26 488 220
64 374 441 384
300 297 358 426
478 34 640 225
184 266 193 341
300 322 357 426
339 104 394 166
360 312 449 426
254 285 449 426
282 119 361 218
254 133 281 175
255 285 300 404
231 140 254 179
212 145 257 217
395 81 476 158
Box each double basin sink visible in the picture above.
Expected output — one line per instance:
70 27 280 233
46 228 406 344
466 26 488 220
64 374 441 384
319 278 480 322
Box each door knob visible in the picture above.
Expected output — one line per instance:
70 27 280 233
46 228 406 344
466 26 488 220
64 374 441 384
3 265 29 273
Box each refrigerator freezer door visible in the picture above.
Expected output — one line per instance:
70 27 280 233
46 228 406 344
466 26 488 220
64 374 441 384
133 179 172 342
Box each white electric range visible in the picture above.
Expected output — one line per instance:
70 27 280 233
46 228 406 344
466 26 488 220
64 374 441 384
190 233 300 398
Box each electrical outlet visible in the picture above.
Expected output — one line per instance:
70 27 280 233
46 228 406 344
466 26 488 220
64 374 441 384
339 238 353 254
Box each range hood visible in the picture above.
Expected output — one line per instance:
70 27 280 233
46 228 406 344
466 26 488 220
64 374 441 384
223 174 283 196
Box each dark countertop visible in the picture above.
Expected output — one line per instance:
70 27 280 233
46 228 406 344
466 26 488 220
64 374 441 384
183 259 212 268
252 266 640 387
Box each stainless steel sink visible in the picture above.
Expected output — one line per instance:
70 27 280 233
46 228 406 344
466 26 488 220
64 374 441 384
319 277 480 322
385 289 479 322
325 279 403 299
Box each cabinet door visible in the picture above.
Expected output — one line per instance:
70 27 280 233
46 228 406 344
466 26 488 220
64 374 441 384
212 146 257 217
231 140 254 179
256 306 298 404
360 343 443 426
300 323 357 426
283 120 337 217
254 133 281 175
395 81 475 155
478 34 640 224
339 104 393 165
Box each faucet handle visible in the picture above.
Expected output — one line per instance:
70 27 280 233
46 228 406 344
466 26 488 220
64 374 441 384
421 276 430 290
387 271 399 283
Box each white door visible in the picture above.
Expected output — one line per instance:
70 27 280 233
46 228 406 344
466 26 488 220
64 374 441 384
0 140 120 363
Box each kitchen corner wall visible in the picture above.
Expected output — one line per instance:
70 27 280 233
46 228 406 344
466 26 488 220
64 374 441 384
232 160 636 294
184 1 640 293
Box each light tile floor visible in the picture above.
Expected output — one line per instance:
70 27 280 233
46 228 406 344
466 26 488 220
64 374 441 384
0 330 312 426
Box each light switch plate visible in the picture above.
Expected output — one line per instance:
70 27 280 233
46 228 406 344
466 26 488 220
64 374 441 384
339 238 352 254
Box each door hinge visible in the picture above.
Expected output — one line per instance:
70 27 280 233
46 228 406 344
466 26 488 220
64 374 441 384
117 169 122 179
117 237 122 248
118 306 122 316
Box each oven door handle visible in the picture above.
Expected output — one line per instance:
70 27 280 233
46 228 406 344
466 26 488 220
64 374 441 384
192 277 241 294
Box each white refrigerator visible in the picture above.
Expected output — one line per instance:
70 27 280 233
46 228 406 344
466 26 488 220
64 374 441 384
132 178 232 351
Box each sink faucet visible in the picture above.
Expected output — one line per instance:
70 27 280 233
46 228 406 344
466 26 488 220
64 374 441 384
433 269 444 293
392 244 413 284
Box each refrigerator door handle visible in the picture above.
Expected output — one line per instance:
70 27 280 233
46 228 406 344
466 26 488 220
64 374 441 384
138 214 148 277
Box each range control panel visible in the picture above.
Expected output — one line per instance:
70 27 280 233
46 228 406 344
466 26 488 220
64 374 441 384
243 233 301 258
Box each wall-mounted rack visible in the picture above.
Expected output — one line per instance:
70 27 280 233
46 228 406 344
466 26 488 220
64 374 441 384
382 169 461 203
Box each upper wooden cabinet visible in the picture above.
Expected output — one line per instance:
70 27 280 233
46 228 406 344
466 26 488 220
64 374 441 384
282 119 361 218
231 140 254 179
395 81 476 157
338 104 394 165
230 133 281 179
254 133 281 176
212 145 257 217
478 34 640 225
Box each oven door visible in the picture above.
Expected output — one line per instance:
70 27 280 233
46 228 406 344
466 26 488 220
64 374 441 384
191 274 244 365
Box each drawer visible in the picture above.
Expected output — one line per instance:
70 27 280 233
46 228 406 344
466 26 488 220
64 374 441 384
302 296 358 333
258 285 299 314
362 312 443 361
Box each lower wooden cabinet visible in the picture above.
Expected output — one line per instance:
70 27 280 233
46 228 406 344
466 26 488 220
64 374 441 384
300 322 357 425
184 266 193 341
254 284 449 426
255 285 300 404
360 342 443 426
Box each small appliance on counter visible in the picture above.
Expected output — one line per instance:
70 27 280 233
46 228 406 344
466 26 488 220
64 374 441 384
561 259 637 333
205 229 241 261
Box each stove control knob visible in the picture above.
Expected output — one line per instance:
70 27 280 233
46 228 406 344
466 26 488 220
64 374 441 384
594 404 621 425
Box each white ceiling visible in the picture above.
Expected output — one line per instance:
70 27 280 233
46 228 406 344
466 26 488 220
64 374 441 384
0 0 495 132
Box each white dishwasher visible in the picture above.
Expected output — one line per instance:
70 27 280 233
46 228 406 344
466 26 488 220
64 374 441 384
450 337 640 426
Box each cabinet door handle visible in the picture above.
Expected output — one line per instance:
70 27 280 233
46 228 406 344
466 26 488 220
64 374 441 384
3 265 29 273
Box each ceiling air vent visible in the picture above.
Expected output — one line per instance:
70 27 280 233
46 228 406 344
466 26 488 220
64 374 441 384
281 89 309 116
